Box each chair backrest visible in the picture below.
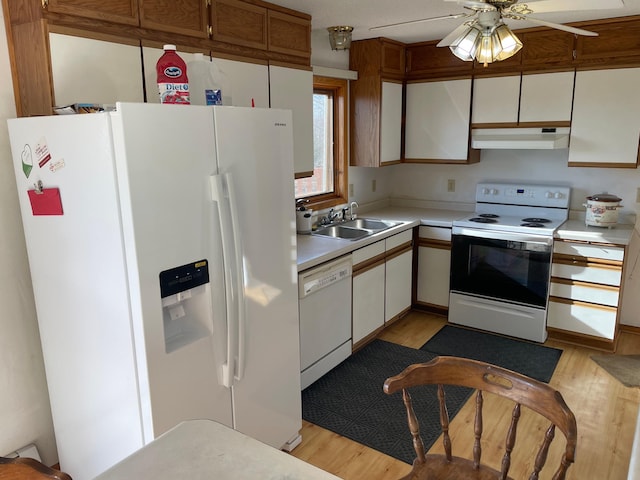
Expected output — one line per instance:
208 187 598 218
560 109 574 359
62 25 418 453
383 356 577 480
0 456 72 480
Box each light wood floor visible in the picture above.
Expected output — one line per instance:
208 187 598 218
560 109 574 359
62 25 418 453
291 311 640 479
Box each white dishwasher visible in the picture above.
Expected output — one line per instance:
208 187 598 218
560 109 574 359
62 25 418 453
298 255 352 390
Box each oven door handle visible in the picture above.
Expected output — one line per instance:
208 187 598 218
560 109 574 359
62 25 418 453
452 227 553 246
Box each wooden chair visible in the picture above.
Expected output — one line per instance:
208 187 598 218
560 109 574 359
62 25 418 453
0 456 72 480
383 356 577 480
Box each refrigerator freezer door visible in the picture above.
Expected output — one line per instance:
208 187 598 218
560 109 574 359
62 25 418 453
212 106 302 449
8 113 147 480
111 103 233 440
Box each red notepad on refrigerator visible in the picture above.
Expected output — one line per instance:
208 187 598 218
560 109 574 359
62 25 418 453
27 187 63 215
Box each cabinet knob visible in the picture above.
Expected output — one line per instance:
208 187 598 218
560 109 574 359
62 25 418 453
41 0 49 8
208 25 213 37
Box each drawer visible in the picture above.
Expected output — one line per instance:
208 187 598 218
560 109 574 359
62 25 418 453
386 229 413 250
548 299 617 340
353 240 385 265
550 279 619 307
419 226 451 242
554 241 624 262
551 262 622 286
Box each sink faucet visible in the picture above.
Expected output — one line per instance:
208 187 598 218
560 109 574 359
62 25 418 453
349 201 359 220
320 208 339 226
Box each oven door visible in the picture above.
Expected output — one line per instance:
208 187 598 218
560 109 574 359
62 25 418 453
450 227 553 308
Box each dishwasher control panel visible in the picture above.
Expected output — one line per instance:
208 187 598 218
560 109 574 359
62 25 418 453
298 256 352 298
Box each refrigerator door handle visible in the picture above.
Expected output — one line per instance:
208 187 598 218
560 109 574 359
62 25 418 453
210 173 247 386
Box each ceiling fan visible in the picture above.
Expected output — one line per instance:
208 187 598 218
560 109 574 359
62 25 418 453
370 0 598 65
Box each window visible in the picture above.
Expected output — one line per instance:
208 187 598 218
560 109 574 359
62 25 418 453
294 76 348 210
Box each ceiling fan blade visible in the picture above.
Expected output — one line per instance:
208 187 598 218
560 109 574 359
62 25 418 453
437 21 476 47
444 0 497 9
514 0 623 14
369 12 473 31
517 15 599 36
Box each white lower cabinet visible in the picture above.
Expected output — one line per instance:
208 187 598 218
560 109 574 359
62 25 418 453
416 226 451 309
352 229 414 348
548 239 625 349
352 242 386 345
385 230 413 323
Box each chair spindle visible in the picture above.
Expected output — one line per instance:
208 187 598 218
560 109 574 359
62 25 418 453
402 388 426 464
529 424 556 480
473 390 483 469
501 402 521 479
437 384 452 461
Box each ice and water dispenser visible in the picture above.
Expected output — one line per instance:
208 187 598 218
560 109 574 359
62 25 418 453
160 260 213 353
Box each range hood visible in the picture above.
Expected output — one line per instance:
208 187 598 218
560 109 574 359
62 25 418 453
471 127 570 150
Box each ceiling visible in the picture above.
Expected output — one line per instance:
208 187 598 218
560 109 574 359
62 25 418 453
270 0 640 44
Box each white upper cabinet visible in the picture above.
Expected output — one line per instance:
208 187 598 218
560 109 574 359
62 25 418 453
142 47 270 107
568 68 640 167
50 33 144 106
472 75 520 124
405 79 472 161
471 72 575 125
519 72 574 123
269 65 314 176
380 81 403 164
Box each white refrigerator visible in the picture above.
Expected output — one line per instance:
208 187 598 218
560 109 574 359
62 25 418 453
8 103 302 480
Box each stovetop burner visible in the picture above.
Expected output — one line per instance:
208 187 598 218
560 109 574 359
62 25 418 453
520 222 546 228
479 213 499 218
469 217 498 224
522 217 551 223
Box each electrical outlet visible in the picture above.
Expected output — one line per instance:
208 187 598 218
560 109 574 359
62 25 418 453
636 187 640 203
447 179 456 192
349 183 354 197
372 179 377 192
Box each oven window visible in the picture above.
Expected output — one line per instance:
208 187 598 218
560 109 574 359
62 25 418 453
451 235 552 308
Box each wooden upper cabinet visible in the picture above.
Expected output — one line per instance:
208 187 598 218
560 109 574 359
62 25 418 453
139 0 209 38
267 10 311 58
211 0 268 50
45 0 139 26
575 17 640 68
381 40 405 76
406 41 472 80
519 29 575 70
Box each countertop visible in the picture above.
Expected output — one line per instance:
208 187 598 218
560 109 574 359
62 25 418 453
297 206 636 272
297 206 467 271
93 420 341 480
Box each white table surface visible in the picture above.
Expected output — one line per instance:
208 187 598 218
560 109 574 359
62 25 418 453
93 420 341 480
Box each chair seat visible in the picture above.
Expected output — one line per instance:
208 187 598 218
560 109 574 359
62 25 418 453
401 454 514 480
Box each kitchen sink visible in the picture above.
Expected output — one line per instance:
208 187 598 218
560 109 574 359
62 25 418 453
342 218 399 231
312 225 370 240
312 218 400 240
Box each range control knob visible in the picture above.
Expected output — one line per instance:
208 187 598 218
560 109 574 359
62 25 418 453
481 187 490 195
554 192 564 199
545 191 554 199
490 188 498 195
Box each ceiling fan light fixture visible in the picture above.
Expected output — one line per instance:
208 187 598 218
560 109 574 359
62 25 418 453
327 26 353 51
476 30 504 66
449 25 482 62
494 24 523 60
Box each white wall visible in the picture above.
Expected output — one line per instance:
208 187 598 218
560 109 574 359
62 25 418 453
0 4 58 467
389 149 640 221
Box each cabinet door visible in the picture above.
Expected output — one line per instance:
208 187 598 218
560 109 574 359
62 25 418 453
139 0 209 38
520 72 574 124
385 250 412 323
417 245 451 307
269 65 313 175
352 264 385 344
568 68 640 167
46 0 139 25
211 0 267 50
267 10 311 58
50 33 144 106
405 79 472 161
471 75 520 125
380 81 403 165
